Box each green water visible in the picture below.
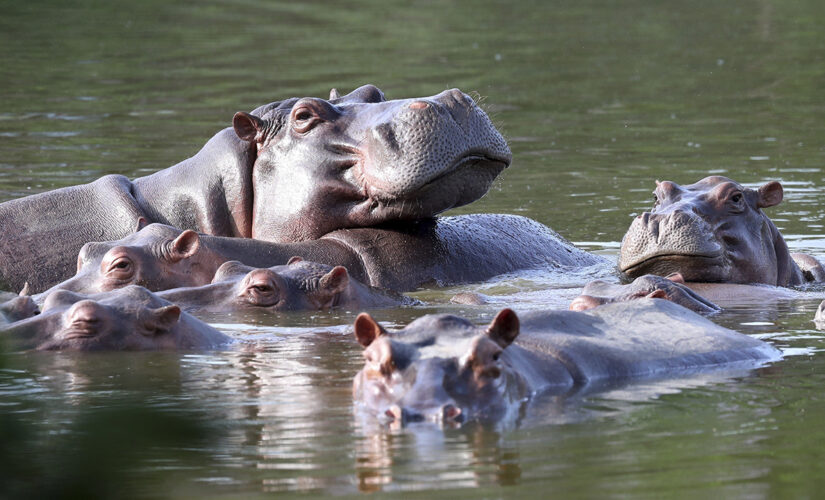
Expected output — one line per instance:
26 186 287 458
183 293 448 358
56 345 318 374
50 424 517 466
2 0 825 497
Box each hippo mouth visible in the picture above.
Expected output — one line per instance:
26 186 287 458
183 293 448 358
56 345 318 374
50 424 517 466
357 152 509 215
621 252 726 280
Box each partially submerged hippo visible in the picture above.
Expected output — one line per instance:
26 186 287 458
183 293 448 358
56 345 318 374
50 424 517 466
1 286 228 351
157 258 409 314
570 273 720 313
0 85 511 292
43 217 604 296
352 300 779 426
619 176 825 286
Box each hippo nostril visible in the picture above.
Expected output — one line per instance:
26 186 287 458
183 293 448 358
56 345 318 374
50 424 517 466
386 405 404 422
409 101 429 110
441 404 462 422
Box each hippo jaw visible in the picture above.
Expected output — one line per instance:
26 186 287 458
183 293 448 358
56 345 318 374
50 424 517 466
619 210 728 281
236 85 512 242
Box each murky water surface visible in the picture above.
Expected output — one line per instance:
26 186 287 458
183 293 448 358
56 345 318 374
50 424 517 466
2 0 825 497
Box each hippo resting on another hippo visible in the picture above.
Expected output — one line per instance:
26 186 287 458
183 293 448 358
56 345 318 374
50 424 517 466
619 176 825 287
157 258 410 315
40 218 603 297
0 85 514 292
352 299 780 426
0 286 228 351
569 273 720 313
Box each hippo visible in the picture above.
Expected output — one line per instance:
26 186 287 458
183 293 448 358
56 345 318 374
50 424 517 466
0 294 39 324
157 258 410 314
352 299 780 426
0 286 229 351
0 85 511 292
619 176 825 286
569 273 720 313
41 217 605 296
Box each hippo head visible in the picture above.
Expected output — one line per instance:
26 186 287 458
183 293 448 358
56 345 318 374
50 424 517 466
202 258 359 312
233 84 512 241
42 224 220 296
1 286 228 351
569 273 720 314
618 176 799 285
352 309 525 427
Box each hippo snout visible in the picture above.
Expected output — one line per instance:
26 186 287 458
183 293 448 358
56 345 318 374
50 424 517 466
385 402 464 426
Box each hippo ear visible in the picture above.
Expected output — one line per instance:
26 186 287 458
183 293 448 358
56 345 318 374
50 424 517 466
233 112 265 143
143 305 181 336
354 312 387 347
665 272 685 284
329 88 340 100
320 266 349 293
18 282 30 297
646 289 669 300
169 230 200 262
314 266 349 309
135 217 149 232
757 181 783 208
569 295 604 311
287 256 303 265
486 308 520 348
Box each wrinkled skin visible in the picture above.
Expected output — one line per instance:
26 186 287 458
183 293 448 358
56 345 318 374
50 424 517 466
619 176 825 286
570 273 720 313
158 258 408 314
0 85 510 292
353 300 780 427
1 286 229 351
43 216 605 297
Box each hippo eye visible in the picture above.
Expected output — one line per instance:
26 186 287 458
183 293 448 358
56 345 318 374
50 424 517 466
492 352 501 361
652 192 660 207
730 192 743 203
291 106 320 133
105 257 134 280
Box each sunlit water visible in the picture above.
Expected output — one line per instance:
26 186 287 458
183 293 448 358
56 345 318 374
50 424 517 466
2 0 825 497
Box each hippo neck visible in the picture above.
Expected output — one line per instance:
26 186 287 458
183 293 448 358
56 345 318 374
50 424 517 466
132 128 255 238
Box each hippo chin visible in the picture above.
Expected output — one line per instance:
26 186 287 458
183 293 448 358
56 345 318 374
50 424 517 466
352 300 780 427
1 286 229 351
619 176 825 286
0 85 510 292
157 258 409 314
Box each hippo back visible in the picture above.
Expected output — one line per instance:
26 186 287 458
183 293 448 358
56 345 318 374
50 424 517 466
516 299 780 386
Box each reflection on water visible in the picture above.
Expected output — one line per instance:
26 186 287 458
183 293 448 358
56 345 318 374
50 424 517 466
3 0 825 496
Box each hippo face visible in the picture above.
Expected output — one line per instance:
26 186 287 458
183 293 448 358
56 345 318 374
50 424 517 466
619 176 795 285
2 286 228 351
233 85 512 242
44 224 218 295
352 309 524 426
570 274 720 313
187 258 362 312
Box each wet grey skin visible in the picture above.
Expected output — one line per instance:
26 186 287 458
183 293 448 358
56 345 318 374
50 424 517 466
0 85 511 293
0 286 229 351
570 273 721 314
156 258 410 314
39 216 605 298
619 176 825 286
352 300 780 427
